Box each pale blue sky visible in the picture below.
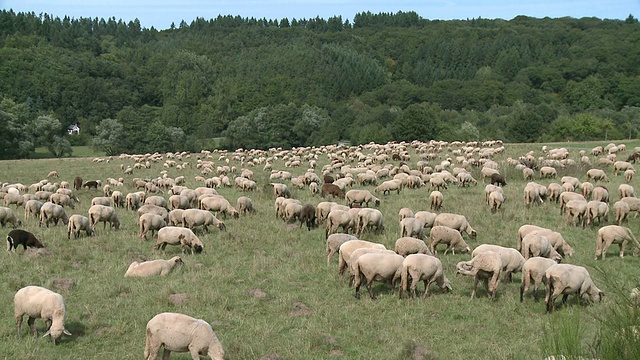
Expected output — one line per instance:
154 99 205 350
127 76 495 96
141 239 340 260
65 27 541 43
1 0 638 30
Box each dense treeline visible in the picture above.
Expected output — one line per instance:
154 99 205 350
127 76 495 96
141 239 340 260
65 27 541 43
0 9 639 157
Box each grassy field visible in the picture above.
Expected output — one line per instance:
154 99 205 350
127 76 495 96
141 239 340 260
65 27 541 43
1 140 640 359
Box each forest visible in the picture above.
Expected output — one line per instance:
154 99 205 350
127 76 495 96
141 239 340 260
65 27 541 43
0 9 639 158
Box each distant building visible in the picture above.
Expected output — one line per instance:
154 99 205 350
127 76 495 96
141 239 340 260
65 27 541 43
67 123 80 135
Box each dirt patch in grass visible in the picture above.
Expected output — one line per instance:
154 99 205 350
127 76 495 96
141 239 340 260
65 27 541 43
260 354 281 360
248 288 267 298
289 301 312 316
51 278 74 292
168 293 188 305
24 248 52 258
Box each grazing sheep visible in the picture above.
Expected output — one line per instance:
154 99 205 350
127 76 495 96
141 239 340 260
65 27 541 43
414 211 437 229
618 184 635 199
456 251 503 299
614 200 631 225
521 233 563 262
539 166 558 179
144 312 224 360
353 251 405 299
488 190 505 213
398 207 414 222
614 161 634 176
34 190 53 201
524 182 545 208
321 183 346 199
395 236 432 257
73 177 83 191
337 239 386 280
145 195 168 210
522 167 534 181
155 227 204 255
0 206 22 227
586 200 609 225
66 214 94 239
429 225 471 255
472 244 525 282
356 208 384 236
595 225 640 259
49 193 75 209
429 191 443 211
545 264 604 312
586 168 610 183
348 248 397 286
236 196 256 215
124 256 183 277
559 192 586 214
167 209 185 227
326 233 359 265
88 204 120 230
580 181 594 200
433 212 477 238
283 202 304 224
429 175 448 191
484 184 503 204
14 286 71 345
4 192 24 208
326 209 358 238
375 179 403 195
490 173 507 187
298 203 317 231
527 229 574 258
91 196 113 207
520 257 558 302
137 204 169 223
139 213 167 240
399 254 452 299
126 192 142 210
345 189 380 208
7 229 44 251
271 183 291 198
24 199 43 221
199 196 239 219
564 199 588 227
39 202 68 228
182 209 226 232
82 180 100 189
400 217 426 240
110 190 124 208
169 195 191 210
592 186 609 203
625 169 635 182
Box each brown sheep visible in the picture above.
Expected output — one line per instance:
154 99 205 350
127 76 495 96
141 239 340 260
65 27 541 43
321 183 345 199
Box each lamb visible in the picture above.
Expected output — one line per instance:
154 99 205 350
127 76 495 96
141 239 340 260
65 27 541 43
199 196 239 219
353 251 405 299
144 312 224 360
429 190 443 211
7 229 44 251
182 209 226 232
521 233 563 262
155 227 204 255
429 225 471 255
326 233 358 265
337 239 386 280
321 183 346 199
586 168 610 182
14 286 71 344
375 179 403 195
236 196 256 215
520 257 558 302
456 251 503 299
400 217 426 239
433 212 477 238
399 254 452 299
395 236 432 257
139 213 167 240
345 189 380 208
472 244 525 282
595 225 640 259
544 264 604 312
88 204 120 230
356 208 384 235
614 200 631 225
488 190 504 213
66 214 94 239
586 200 609 225
39 202 69 227
0 206 22 227
24 199 43 221
124 256 184 277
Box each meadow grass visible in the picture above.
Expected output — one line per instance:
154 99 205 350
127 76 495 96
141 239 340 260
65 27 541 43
1 140 639 359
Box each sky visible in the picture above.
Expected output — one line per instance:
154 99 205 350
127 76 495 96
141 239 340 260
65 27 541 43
1 0 638 30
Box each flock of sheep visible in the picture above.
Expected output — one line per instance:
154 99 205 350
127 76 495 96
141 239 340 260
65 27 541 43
3 139 640 358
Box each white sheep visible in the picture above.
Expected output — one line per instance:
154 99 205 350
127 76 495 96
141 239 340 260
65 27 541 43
595 225 640 259
326 209 358 238
586 168 610 182
144 312 224 360
429 190 443 211
519 257 558 302
337 239 386 280
139 213 167 240
4 192 24 208
527 229 574 258
137 204 169 223
169 194 191 210
199 196 239 219
155 226 204 255
38 202 68 227
356 208 384 236
0 206 22 227
236 196 256 215
49 193 76 209
414 210 437 229
399 254 452 299
433 212 477 238
524 182 544 208
326 233 358 265
586 200 609 225
564 199 588 227
24 199 43 221
400 217 426 239
488 190 505 213
345 189 380 207
353 251 405 299
168 209 185 226
613 200 630 225
124 256 183 277
428 225 471 255
394 236 432 257
347 247 396 286
126 192 141 210
544 264 604 312
521 233 563 262
145 195 168 209
91 196 114 207
182 209 226 232
375 179 403 195
472 244 525 282
14 285 71 344
67 214 94 239
88 204 120 230
456 251 503 299
398 207 414 222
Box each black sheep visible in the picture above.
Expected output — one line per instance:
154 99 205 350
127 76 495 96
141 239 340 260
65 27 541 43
490 173 507 187
7 229 44 251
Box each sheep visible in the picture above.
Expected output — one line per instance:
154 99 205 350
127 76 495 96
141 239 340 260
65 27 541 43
169 195 191 210
199 196 239 219
618 184 635 199
137 204 169 223
124 256 184 277
66 214 94 239
586 168 610 182
34 190 53 201
614 200 631 225
144 312 224 360
4 192 24 208
395 236 432 257
625 169 635 182
545 264 604 312
595 225 640 259
614 160 634 176
356 208 384 236
348 247 397 286
236 196 256 215
429 190 443 211
7 229 44 251
375 179 403 195
271 183 291 198
429 225 471 255
520 257 558 302
353 251 405 299
522 167 534 180
145 195 168 209
24 199 43 221
49 193 75 209
580 181 594 200
521 233 563 262
399 254 452 299
0 206 22 227
182 209 226 232
326 233 359 265
564 199 588 227
39 202 68 228
428 175 448 191
283 202 304 224
490 173 507 187
527 229 574 258
539 166 558 179
126 192 142 210
456 251 503 299
326 209 358 238
472 244 525 282
488 190 504 213
82 180 100 189
398 207 414 223
592 186 609 203
484 184 503 204
400 217 426 240
73 177 82 191
88 204 120 230
559 191 586 214
414 211 437 229
47 170 59 178
433 212 477 238
337 239 386 280
586 200 609 225
155 227 204 255
321 183 345 199
167 209 185 227
298 203 317 231
91 196 113 207
524 182 545 208
139 213 167 240
345 189 380 208
480 167 500 183
14 286 71 344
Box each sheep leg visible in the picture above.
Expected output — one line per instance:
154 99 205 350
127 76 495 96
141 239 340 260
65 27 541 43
366 280 376 300
471 276 479 299
15 314 23 335
619 242 625 258
27 316 37 336
162 348 172 360
423 280 432 299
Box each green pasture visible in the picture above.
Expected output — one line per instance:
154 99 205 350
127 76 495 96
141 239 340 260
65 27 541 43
1 139 640 359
